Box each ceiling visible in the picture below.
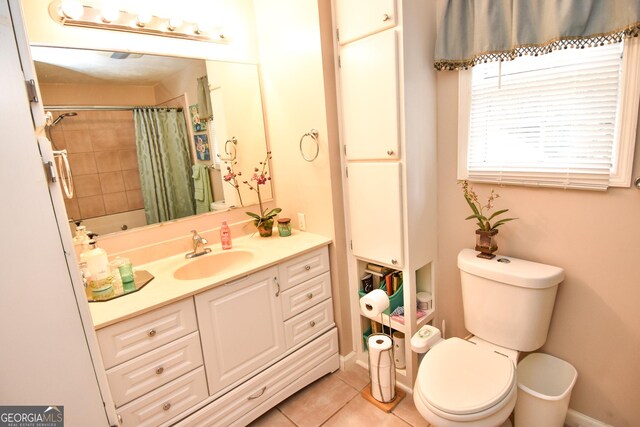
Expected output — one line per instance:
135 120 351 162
31 46 202 85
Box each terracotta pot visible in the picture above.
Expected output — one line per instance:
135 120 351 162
475 229 498 259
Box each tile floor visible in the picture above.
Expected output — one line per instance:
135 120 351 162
249 364 430 427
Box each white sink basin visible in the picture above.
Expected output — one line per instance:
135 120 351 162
173 250 254 281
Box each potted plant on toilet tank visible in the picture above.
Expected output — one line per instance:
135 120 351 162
460 180 517 259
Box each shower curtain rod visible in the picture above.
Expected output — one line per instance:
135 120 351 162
44 105 183 112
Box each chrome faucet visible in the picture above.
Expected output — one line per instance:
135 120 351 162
186 230 212 259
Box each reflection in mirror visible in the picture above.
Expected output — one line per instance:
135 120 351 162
32 47 271 236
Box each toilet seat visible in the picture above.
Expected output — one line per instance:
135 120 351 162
416 338 515 418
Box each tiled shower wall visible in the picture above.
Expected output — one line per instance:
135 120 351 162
50 110 144 222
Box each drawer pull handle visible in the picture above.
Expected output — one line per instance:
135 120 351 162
117 414 122 424
387 149 394 155
304 265 311 271
162 402 171 411
307 293 313 299
155 367 164 375
310 321 316 327
147 329 157 337
247 386 267 400
274 277 280 297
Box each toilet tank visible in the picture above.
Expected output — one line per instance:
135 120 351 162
458 249 564 352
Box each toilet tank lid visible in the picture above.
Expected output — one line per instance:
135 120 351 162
458 249 564 289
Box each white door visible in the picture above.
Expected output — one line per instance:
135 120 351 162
340 30 400 160
335 0 396 44
346 162 404 267
0 1 114 425
195 267 286 395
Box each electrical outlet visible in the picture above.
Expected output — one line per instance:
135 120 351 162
297 213 306 231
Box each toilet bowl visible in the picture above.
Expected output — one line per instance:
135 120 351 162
413 338 516 427
411 249 564 427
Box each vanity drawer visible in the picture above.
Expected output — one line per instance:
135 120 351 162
97 299 198 369
174 328 338 427
284 299 334 349
107 332 203 407
281 271 331 320
117 367 208 427
278 247 329 291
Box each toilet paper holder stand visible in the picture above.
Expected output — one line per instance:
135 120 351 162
367 317 397 404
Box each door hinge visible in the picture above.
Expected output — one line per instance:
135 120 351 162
338 56 341 68
343 145 347 156
336 28 340 41
25 79 38 103
345 166 348 177
45 160 57 183
350 240 353 250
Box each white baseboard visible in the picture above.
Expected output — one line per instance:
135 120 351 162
339 351 357 371
564 409 612 427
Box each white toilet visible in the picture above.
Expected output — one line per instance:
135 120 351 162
412 249 564 427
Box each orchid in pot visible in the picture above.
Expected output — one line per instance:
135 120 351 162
244 152 281 237
460 180 517 259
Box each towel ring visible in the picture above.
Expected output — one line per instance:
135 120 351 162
218 137 237 162
299 129 319 162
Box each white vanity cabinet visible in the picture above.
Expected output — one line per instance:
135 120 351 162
96 299 208 426
195 266 286 395
94 243 338 426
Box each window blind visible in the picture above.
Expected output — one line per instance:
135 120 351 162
466 42 624 190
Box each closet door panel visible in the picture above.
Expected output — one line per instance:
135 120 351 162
346 162 403 267
340 30 400 161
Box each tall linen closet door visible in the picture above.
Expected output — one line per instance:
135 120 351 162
346 162 403 268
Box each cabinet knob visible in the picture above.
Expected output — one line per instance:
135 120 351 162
310 321 316 327
155 366 164 375
147 329 157 337
382 13 391 22
304 265 311 271
391 259 398 265
117 414 122 425
387 149 394 156
307 293 313 299
162 402 171 411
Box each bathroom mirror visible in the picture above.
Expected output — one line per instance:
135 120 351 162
31 46 271 236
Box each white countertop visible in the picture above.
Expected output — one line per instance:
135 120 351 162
89 230 331 329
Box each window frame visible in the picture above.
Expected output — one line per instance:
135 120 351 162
457 37 640 189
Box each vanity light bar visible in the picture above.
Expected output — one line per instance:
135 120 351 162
48 0 226 44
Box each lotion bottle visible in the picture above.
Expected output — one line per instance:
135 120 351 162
72 225 90 263
220 221 232 250
84 240 110 280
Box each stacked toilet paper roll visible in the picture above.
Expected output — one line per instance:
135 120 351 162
368 335 395 402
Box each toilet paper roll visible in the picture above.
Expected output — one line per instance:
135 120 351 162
368 335 393 367
371 379 395 402
393 331 406 369
359 289 390 319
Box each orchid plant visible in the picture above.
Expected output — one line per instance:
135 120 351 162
243 152 281 228
221 158 244 207
460 180 517 231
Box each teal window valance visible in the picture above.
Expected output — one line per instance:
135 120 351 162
434 0 640 71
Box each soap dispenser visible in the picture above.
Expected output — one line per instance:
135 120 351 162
84 240 114 300
72 225 90 263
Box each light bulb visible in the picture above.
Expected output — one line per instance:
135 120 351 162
100 4 120 23
59 0 84 20
167 17 183 31
136 11 152 27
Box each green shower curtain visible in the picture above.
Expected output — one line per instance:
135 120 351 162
134 108 196 225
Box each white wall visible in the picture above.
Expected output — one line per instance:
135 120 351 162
253 0 352 355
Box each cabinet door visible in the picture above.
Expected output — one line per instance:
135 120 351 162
346 162 403 267
336 0 396 44
195 267 285 395
340 30 400 160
